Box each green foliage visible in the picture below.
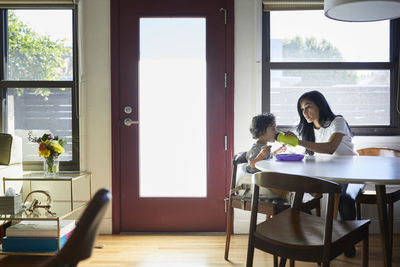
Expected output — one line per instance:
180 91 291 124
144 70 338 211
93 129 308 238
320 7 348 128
7 10 72 99
283 36 343 62
282 36 357 86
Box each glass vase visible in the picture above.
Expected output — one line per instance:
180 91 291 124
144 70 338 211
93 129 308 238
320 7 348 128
43 157 59 177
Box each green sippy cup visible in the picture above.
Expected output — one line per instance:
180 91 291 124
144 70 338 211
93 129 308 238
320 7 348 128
275 132 298 147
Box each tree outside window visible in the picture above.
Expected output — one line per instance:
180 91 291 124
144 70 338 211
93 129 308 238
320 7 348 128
1 9 77 166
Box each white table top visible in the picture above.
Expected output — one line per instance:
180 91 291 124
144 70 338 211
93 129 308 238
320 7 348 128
255 155 400 185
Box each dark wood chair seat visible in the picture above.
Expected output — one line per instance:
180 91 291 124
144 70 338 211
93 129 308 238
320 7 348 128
254 209 369 262
358 185 400 202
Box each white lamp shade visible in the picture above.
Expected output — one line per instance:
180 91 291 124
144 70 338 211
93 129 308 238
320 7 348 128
324 0 400 22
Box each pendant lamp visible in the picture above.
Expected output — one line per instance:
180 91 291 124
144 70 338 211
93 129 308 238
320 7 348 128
324 0 400 22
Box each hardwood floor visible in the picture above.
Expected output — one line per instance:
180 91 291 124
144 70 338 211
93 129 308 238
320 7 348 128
0 234 399 266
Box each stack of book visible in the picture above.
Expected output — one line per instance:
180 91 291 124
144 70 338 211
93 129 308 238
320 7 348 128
1 220 75 253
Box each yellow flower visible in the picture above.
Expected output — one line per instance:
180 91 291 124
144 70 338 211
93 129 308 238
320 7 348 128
31 133 66 159
39 149 50 158
50 140 65 154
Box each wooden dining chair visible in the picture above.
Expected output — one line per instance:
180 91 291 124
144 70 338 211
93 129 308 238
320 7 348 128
224 152 322 261
356 147 400 249
246 171 370 267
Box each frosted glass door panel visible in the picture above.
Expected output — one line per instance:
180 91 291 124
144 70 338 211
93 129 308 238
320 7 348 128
139 18 206 197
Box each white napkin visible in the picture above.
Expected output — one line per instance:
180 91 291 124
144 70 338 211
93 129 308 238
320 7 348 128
5 187 16 196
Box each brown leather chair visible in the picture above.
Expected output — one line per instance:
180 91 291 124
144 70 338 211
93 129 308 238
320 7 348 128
0 188 111 267
246 171 370 267
224 152 321 261
356 147 400 249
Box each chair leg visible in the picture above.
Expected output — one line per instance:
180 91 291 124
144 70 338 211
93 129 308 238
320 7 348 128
290 259 295 267
356 202 361 220
389 201 394 250
363 233 369 267
279 257 287 267
322 253 330 267
274 255 278 267
316 203 321 217
224 202 234 260
246 237 255 267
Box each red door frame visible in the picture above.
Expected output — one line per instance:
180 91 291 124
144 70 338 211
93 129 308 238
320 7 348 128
110 0 234 233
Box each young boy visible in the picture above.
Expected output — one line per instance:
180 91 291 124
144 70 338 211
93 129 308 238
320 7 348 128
246 113 285 171
245 113 288 199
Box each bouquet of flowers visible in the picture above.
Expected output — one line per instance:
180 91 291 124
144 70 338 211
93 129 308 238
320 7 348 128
28 132 66 175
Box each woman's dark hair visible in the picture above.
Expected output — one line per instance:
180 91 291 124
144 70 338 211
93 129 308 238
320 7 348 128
296 90 352 155
250 113 275 139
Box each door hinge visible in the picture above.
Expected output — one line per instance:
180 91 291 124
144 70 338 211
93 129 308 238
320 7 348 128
224 135 228 151
220 8 227 24
224 72 228 88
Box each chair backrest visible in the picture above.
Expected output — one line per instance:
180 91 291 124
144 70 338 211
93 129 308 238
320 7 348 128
252 171 341 195
357 147 400 157
43 188 111 267
230 152 248 190
252 171 340 212
233 151 247 166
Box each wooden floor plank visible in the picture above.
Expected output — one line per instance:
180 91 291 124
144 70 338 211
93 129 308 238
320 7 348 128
0 234 398 266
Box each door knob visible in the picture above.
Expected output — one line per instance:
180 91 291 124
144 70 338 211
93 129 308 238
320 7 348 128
124 118 138 126
124 106 133 114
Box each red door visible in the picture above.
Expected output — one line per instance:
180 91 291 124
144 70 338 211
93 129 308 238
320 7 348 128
112 0 233 231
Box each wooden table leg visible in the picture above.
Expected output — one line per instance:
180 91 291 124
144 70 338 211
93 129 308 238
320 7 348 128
333 193 340 219
375 184 391 267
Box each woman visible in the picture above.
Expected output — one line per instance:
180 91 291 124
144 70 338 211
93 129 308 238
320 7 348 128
290 90 357 156
287 90 360 258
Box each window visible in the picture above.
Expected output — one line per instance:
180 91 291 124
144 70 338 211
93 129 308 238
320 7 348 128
0 7 79 170
263 10 400 135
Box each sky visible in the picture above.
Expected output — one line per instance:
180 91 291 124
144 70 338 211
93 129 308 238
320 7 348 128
11 10 389 62
271 10 389 62
12 10 72 46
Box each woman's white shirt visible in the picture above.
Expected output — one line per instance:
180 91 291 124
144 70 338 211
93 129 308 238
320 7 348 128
314 116 358 156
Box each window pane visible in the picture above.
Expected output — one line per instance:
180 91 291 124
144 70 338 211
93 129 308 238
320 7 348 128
7 10 73 80
270 11 389 62
5 88 73 161
139 18 206 197
271 70 390 126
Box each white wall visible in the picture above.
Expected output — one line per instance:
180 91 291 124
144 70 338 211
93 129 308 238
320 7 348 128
80 0 400 234
79 0 112 234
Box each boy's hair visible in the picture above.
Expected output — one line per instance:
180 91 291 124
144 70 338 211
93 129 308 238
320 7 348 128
249 113 276 139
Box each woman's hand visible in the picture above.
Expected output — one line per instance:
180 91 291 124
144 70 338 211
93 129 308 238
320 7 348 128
284 131 298 139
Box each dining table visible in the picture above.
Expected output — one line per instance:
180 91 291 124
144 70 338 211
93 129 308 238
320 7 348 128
255 154 400 267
